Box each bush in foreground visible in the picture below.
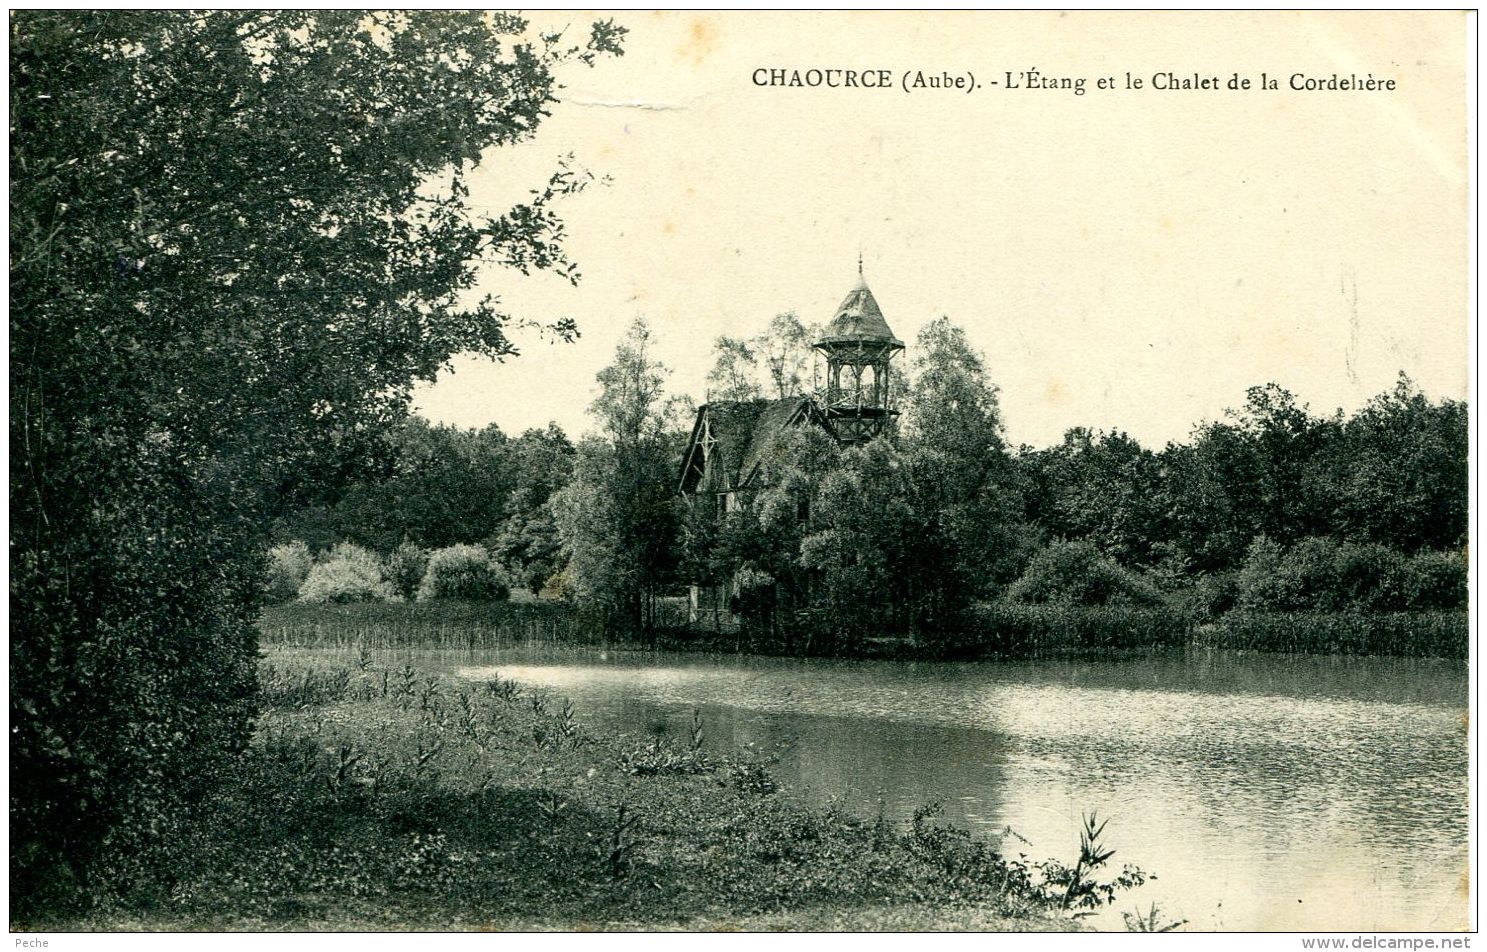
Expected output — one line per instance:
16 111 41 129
417 544 510 602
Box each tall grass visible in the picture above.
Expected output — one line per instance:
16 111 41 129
261 597 1466 660
938 603 1193 659
258 599 596 650
1202 611 1467 659
36 654 1149 931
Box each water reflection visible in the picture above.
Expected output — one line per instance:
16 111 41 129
290 644 1468 931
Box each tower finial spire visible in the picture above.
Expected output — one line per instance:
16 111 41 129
858 250 863 278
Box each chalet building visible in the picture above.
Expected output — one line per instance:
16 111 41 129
677 267 905 627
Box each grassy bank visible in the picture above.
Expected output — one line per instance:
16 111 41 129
30 651 1148 932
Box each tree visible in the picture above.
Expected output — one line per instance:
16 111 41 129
1312 374 1467 552
317 418 515 551
899 317 1028 629
1160 384 1333 574
553 318 680 631
705 336 763 402
1020 428 1170 569
10 10 622 910
707 424 842 646
798 437 916 648
488 424 575 594
755 311 819 399
703 311 820 404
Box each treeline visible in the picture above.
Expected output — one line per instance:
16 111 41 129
673 325 1467 653
273 419 574 596
284 315 1467 655
1021 378 1466 579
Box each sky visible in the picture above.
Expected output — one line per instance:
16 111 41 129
411 11 1470 450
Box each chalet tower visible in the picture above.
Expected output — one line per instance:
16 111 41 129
814 263 904 444
676 263 908 628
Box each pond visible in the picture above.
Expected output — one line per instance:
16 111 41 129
329 644 1471 931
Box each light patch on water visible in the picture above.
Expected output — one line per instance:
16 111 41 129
405 646 1467 931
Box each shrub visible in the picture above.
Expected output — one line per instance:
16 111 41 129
1180 571 1239 623
298 543 396 604
1237 537 1467 613
1401 549 1468 610
383 542 429 602
264 541 313 603
540 566 574 601
417 544 510 602
1005 540 1162 607
1333 542 1410 611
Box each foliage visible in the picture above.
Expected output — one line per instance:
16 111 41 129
906 803 1145 918
1313 374 1468 553
756 311 819 400
898 317 1030 627
485 424 576 594
617 738 715 777
1123 903 1189 933
258 600 591 650
1235 536 1466 613
1178 572 1240 624
265 541 314 603
1021 376 1466 579
298 543 397 605
10 9 621 912
705 336 764 402
489 493 565 595
416 544 510 602
383 542 429 603
702 311 820 402
552 318 680 632
1403 550 1470 611
1020 428 1169 569
276 419 576 559
1006 541 1163 608
798 438 917 648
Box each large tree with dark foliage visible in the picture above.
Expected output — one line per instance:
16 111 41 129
10 10 621 912
1020 428 1170 569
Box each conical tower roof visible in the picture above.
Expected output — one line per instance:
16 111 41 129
817 263 903 348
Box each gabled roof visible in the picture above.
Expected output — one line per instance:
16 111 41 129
678 396 819 494
739 396 813 483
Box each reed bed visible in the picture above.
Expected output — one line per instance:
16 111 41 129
258 600 596 650
942 604 1193 660
1201 611 1468 659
